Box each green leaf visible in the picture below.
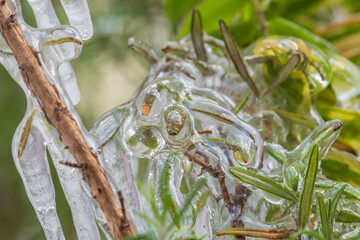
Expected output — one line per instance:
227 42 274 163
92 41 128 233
321 151 360 187
219 19 260 97
268 17 338 53
230 167 296 202
298 144 319 229
170 178 206 229
232 92 250 114
192 190 213 227
205 136 255 165
264 143 287 164
336 210 360 223
317 86 337 106
317 195 330 240
191 9 207 61
329 184 346 225
137 158 150 183
285 165 300 191
159 154 179 228
315 181 360 201
288 229 325 240
127 127 159 149
180 172 196 195
292 120 342 163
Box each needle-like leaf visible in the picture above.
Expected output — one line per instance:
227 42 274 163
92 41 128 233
169 178 206 229
262 52 301 97
288 229 326 240
219 19 260 98
191 9 207 61
18 109 38 158
336 210 360 223
315 180 360 201
317 194 330 240
230 167 296 202
329 184 346 236
298 144 319 229
159 154 179 228
216 228 295 239
232 92 251 114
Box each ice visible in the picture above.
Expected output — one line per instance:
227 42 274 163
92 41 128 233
27 0 60 28
59 0 93 40
12 102 64 240
27 0 81 105
0 0 101 239
2 0 360 239
42 126 100 240
90 31 358 239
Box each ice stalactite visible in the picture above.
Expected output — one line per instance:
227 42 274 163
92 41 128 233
1 0 101 239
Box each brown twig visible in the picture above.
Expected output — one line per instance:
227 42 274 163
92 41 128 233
118 191 130 230
184 150 251 236
197 130 213 135
0 1 134 238
59 160 86 171
184 151 233 208
251 0 268 36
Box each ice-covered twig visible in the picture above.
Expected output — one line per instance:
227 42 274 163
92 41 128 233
0 1 134 238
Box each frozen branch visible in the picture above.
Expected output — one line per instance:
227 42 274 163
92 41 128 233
0 1 134 238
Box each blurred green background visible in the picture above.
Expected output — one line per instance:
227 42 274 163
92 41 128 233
0 0 359 239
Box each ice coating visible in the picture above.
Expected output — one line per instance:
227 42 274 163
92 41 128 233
1 0 100 239
59 0 93 40
90 33 353 239
27 0 82 105
2 1 360 239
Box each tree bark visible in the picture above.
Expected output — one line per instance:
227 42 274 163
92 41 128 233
0 1 135 238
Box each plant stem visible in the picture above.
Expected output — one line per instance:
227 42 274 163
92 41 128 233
0 2 134 238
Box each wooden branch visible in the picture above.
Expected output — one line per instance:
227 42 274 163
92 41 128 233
0 1 134 238
184 150 251 240
184 151 235 214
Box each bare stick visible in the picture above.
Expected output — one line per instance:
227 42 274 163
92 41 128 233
197 130 213 135
184 150 251 238
251 0 268 36
184 151 233 208
0 1 134 238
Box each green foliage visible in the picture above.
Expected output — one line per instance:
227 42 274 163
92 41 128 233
268 18 338 53
321 150 360 187
130 176 208 240
127 127 159 149
230 167 297 202
316 185 346 240
298 145 319 229
158 154 180 228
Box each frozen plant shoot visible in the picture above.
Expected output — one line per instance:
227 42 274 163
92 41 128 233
1 0 360 239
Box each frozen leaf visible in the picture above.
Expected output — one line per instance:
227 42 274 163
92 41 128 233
230 167 296 202
298 144 319 229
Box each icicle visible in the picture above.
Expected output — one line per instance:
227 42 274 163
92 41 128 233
27 0 82 105
41 126 101 240
59 0 93 40
12 102 65 240
2 1 102 239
